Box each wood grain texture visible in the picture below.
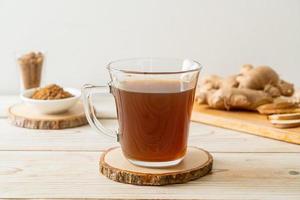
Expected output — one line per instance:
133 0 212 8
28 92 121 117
0 119 299 152
100 146 213 185
8 103 87 129
192 104 300 145
0 151 299 199
0 95 300 199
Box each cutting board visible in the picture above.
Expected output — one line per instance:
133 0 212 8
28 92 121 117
192 103 300 145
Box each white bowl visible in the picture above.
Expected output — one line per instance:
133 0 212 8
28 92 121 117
20 87 81 114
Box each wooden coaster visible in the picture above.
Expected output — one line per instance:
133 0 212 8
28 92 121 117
100 146 213 186
8 102 87 129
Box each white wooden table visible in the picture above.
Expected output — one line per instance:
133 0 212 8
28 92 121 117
0 95 300 199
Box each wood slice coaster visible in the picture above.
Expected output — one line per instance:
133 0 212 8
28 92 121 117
100 146 213 186
8 102 87 129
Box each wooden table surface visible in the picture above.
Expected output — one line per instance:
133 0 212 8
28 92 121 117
0 95 300 199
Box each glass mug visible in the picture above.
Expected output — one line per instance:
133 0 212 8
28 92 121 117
82 58 201 167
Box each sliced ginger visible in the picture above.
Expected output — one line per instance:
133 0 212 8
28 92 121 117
257 101 300 115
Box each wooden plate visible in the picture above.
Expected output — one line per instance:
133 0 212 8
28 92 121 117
100 146 213 186
8 102 87 129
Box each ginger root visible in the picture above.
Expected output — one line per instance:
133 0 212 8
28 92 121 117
196 64 295 111
237 65 279 90
207 87 273 110
278 80 294 97
196 74 239 104
237 65 294 97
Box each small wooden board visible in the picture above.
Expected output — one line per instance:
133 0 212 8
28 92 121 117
192 103 300 145
8 103 87 129
99 146 213 186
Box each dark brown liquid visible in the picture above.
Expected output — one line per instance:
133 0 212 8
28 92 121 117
112 80 195 162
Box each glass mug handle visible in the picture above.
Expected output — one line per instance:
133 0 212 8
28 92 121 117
81 84 119 142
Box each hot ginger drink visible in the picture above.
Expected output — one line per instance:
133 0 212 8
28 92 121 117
112 79 195 162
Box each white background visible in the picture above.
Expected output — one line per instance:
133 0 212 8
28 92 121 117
0 0 299 94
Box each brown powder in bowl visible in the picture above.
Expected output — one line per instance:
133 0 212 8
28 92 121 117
31 84 74 100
